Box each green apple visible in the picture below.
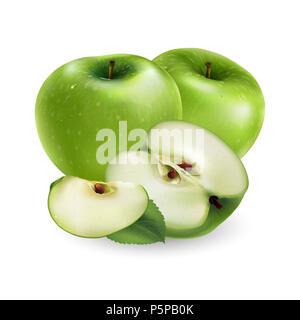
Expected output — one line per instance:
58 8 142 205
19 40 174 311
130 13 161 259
153 48 265 157
48 176 148 238
106 120 248 238
36 54 182 180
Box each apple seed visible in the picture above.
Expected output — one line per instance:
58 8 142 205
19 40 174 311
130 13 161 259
95 183 105 194
167 169 177 179
178 162 193 171
209 196 222 209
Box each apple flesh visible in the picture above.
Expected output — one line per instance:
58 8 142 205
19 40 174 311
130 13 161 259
106 121 248 238
36 54 182 181
153 48 265 157
107 151 210 232
48 176 148 238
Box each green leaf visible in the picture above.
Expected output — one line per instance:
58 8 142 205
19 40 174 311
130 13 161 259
107 200 165 245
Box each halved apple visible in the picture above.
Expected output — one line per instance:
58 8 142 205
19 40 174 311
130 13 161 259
48 176 148 238
106 120 248 238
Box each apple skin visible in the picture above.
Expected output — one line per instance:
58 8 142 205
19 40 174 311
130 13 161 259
36 54 182 180
153 48 265 157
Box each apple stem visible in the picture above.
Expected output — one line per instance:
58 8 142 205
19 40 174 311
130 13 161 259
205 62 212 79
108 60 115 80
209 196 222 209
95 183 105 194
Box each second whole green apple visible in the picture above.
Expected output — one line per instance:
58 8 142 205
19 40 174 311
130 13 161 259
36 54 182 181
153 48 265 157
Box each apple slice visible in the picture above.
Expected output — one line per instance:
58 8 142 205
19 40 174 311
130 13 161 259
106 151 209 232
48 176 148 238
106 121 248 238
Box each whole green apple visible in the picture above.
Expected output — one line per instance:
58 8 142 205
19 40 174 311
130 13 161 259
36 54 182 180
153 48 265 157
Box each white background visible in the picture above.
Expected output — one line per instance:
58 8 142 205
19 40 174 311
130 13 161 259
0 0 299 300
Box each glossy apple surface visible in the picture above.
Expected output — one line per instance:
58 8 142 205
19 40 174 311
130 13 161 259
153 48 265 157
36 54 182 180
